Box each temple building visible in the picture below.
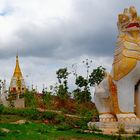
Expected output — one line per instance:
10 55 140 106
9 55 26 94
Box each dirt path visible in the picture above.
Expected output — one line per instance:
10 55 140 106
37 108 84 119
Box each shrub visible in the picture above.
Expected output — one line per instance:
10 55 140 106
0 128 8 137
1 107 60 121
20 108 40 120
2 107 19 115
42 111 57 120
60 108 69 114
134 128 140 134
0 104 4 113
88 124 102 132
42 92 52 108
117 123 126 134
75 129 86 134
24 91 37 108
37 125 48 134
54 114 65 124
11 130 21 134
2 107 40 120
0 131 7 137
73 119 87 129
8 100 15 108
56 124 72 131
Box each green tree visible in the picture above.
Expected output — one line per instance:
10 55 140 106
57 85 68 99
75 76 88 87
56 68 70 99
73 88 81 101
42 90 52 108
24 90 37 108
73 66 106 103
89 66 106 86
74 75 91 103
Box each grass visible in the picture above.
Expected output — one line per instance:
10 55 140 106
0 123 113 140
0 115 25 123
0 122 140 140
0 114 111 140
0 106 140 140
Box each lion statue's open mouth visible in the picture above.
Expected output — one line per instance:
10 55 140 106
118 6 140 32
126 22 140 29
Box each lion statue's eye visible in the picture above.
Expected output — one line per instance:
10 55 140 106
123 16 129 22
123 17 126 21
118 14 129 24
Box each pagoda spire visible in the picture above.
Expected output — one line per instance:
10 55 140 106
13 54 23 78
9 54 26 94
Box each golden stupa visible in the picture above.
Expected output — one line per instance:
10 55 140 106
9 54 26 94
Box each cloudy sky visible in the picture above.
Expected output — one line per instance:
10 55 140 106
0 0 139 92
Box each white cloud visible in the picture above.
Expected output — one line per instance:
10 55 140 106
0 0 139 93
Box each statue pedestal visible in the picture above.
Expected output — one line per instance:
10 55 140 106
88 121 140 133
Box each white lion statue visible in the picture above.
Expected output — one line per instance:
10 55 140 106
95 6 140 122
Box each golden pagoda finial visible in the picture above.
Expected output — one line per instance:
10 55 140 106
16 49 18 60
10 53 26 94
13 54 23 78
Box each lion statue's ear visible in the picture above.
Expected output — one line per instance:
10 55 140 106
118 14 129 24
118 14 124 23
123 8 129 14
129 6 137 20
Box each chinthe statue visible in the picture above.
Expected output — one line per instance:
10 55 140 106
94 6 140 123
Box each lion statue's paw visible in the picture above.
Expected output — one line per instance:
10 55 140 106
99 114 117 122
116 113 140 122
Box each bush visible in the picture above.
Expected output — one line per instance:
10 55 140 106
0 131 7 137
73 119 87 129
0 128 8 137
43 92 52 108
134 128 140 134
0 104 4 113
88 124 102 132
1 107 61 122
1 107 40 120
24 91 37 108
54 114 65 124
42 111 57 120
117 123 126 134
20 108 40 120
11 130 21 134
37 125 48 134
2 107 19 115
75 129 86 134
56 124 72 131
